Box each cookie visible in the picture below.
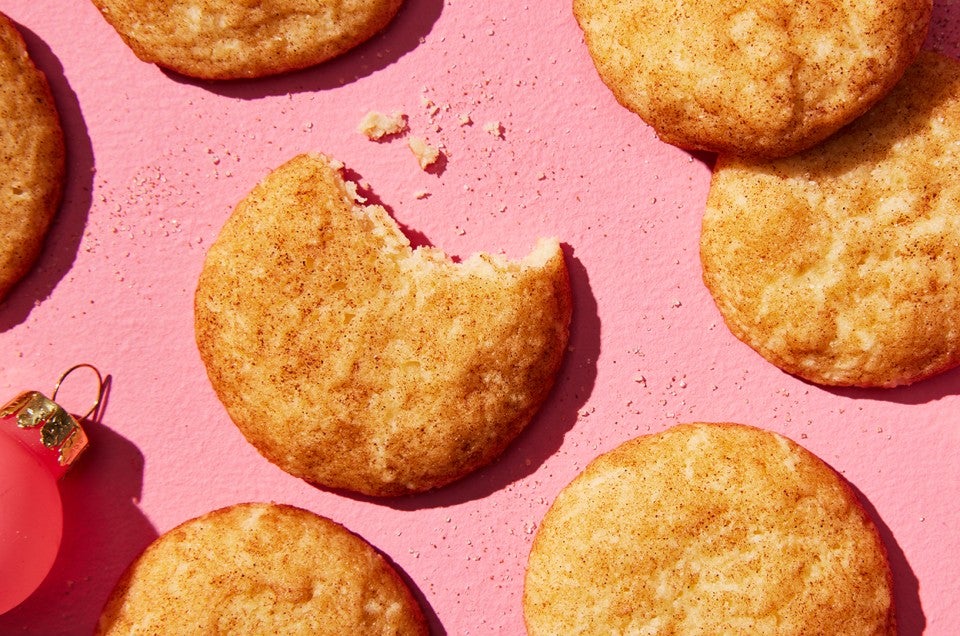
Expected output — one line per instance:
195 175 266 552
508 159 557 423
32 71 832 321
0 12 65 301
523 422 895 635
195 153 572 496
96 503 428 635
701 52 960 388
89 0 404 80
573 0 931 157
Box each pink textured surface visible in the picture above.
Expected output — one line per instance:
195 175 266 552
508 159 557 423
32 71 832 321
0 2 957 634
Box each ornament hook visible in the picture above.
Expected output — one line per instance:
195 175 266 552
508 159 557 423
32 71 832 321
51 363 104 422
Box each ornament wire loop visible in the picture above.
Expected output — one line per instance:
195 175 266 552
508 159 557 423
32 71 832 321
51 363 104 421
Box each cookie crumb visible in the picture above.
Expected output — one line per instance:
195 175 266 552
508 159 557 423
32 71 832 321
483 121 504 138
357 111 408 140
408 137 442 170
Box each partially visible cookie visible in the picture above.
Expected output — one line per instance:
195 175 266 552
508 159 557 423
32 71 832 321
96 503 428 635
90 0 404 79
573 0 931 157
701 52 960 388
0 13 65 301
195 153 572 496
524 422 895 635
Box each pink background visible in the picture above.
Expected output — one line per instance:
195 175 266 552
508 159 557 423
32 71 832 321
0 1 957 634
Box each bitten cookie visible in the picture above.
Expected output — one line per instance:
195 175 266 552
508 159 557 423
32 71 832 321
573 0 931 157
524 422 895 635
195 153 572 496
701 52 960 388
96 503 428 635
0 12 65 301
89 0 404 79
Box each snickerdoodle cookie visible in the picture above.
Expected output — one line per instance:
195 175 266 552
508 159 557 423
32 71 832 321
0 12 64 301
195 153 572 496
97 503 428 635
574 0 931 157
702 52 960 387
90 0 404 79
524 422 894 635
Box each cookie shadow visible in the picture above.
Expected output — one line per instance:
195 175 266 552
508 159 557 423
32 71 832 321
341 165 436 251
368 244 601 511
843 478 925 635
365 539 447 636
819 362 960 405
927 2 960 58
0 22 95 331
163 0 444 98
688 149 717 171
0 379 159 635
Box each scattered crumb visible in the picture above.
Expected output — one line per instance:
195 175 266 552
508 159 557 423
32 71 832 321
413 190 430 199
484 121 504 138
344 180 367 204
458 114 473 126
357 110 408 140
421 96 440 116
408 136 442 170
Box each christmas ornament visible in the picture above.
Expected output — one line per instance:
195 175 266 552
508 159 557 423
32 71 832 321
0 364 104 614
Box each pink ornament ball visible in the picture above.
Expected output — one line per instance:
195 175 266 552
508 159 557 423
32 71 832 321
0 429 63 614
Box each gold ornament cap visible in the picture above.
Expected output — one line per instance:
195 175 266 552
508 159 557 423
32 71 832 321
0 364 103 471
